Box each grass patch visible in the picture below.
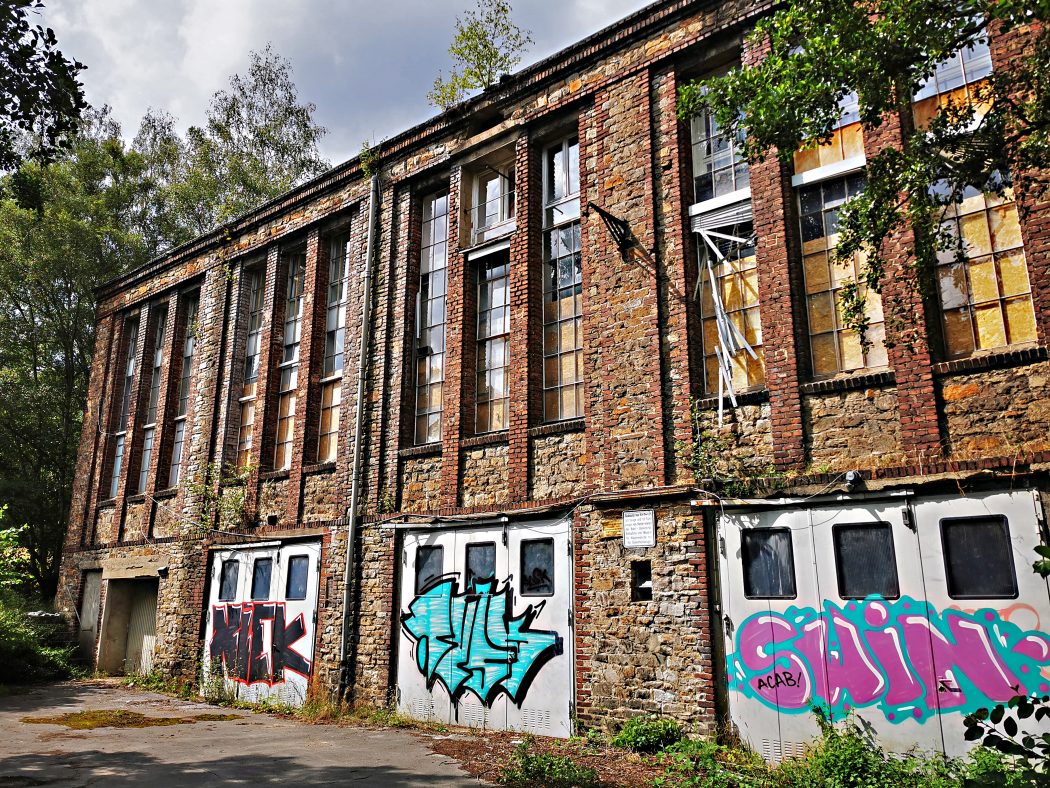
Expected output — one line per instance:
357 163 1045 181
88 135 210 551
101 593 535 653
500 734 599 788
21 709 242 729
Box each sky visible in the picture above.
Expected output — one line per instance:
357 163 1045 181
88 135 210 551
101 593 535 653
39 0 653 166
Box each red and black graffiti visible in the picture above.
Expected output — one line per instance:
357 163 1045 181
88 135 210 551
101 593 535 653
209 603 311 686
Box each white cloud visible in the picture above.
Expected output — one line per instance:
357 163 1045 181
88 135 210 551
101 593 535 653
40 0 655 162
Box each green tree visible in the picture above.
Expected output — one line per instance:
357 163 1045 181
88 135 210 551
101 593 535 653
1 1 86 171
0 109 149 599
135 45 330 250
428 0 533 110
677 0 1049 341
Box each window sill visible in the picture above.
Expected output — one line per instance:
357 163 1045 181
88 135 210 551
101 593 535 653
303 462 336 475
933 345 1046 376
461 431 508 449
695 388 769 410
801 370 895 395
127 494 147 504
260 469 290 482
529 418 585 438
153 488 177 499
97 499 116 509
399 442 442 459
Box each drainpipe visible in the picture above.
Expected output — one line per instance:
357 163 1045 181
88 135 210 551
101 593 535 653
337 173 379 704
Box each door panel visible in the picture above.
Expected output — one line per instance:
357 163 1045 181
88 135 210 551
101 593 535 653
203 541 320 706
125 582 158 675
398 519 573 736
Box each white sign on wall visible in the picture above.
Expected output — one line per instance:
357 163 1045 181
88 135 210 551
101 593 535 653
622 509 656 549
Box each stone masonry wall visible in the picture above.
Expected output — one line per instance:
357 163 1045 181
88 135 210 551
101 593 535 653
530 431 587 501
802 386 904 470
460 444 510 508
939 359 1050 458
399 455 442 513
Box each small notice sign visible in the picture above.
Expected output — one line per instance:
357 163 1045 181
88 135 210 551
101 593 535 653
622 509 656 549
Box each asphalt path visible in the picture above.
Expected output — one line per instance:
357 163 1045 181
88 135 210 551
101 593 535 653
0 680 488 786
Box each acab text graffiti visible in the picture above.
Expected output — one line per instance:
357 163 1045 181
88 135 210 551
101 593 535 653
210 602 311 685
401 576 560 708
729 596 1050 723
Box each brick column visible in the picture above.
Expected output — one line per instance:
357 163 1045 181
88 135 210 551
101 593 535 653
652 64 700 485
579 105 604 493
744 35 807 472
286 228 327 524
440 167 469 507
863 112 943 460
508 134 542 502
244 245 284 517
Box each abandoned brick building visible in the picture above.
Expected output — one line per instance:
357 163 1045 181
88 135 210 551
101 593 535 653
58 0 1050 759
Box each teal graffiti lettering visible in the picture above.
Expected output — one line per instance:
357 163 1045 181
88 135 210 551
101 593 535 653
401 576 559 707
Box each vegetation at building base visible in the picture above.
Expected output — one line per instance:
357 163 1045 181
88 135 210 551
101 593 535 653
501 734 600 788
0 42 328 602
0 591 74 685
677 0 1050 347
428 0 533 110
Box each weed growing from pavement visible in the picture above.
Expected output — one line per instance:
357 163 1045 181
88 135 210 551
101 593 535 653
21 710 239 729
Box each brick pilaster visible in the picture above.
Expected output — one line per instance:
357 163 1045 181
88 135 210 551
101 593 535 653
440 167 468 506
508 134 542 502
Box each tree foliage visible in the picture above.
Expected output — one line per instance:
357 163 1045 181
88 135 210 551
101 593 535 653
677 0 1049 344
0 1 86 171
0 47 328 600
133 45 330 252
428 0 533 110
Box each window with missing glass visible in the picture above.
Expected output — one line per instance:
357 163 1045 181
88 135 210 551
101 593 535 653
251 558 273 600
690 106 749 204
941 517 1018 599
520 539 554 596
286 555 310 601
476 255 510 433
742 528 796 599
219 559 240 601
465 543 496 591
415 546 444 594
833 523 899 599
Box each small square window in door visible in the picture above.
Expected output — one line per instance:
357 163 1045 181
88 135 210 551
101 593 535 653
219 560 239 601
465 543 496 591
941 516 1018 599
741 529 796 599
833 523 900 599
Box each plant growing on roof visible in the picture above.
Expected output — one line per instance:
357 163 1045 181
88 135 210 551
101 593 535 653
428 0 533 110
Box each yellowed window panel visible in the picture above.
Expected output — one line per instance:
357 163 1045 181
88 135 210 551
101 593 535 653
974 303 1007 349
942 309 974 358
429 383 442 409
808 293 835 334
744 308 763 346
491 400 508 431
829 254 854 288
912 95 939 129
1004 297 1037 344
957 190 986 217
793 145 820 174
998 251 1031 298
723 276 744 311
960 212 992 257
811 333 838 376
864 324 889 368
543 298 559 323
241 381 257 399
804 253 830 294
841 123 864 160
864 290 885 323
839 330 865 371
747 350 766 386
730 353 749 390
990 204 1023 252
802 237 828 256
702 318 719 350
741 270 760 306
560 352 576 383
704 356 720 391
818 132 845 168
559 320 574 349
559 293 576 320
968 258 1000 304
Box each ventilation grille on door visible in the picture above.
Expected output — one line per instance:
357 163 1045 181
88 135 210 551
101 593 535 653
760 739 806 763
521 708 552 733
459 706 489 730
411 698 435 721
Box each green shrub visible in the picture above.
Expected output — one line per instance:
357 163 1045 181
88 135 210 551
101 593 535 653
656 737 770 788
500 734 599 788
610 714 683 753
0 594 74 684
